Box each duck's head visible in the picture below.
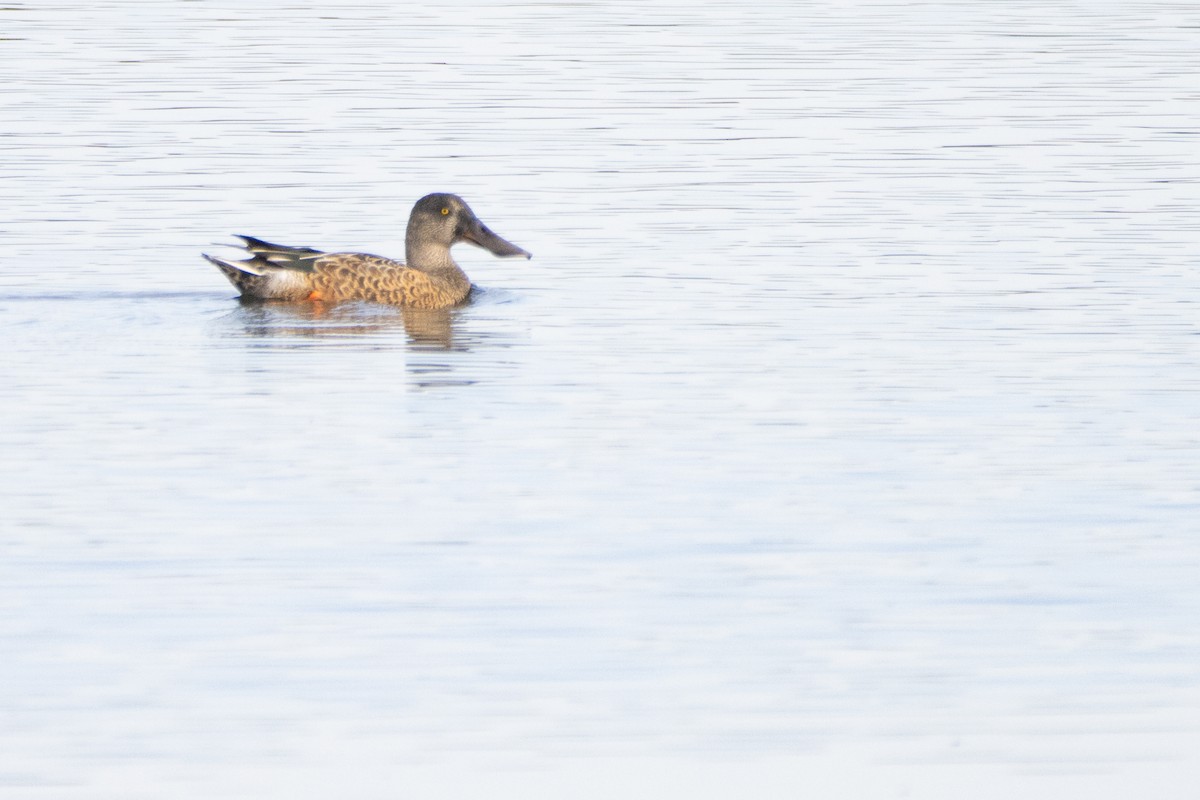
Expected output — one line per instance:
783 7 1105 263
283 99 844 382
407 193 531 262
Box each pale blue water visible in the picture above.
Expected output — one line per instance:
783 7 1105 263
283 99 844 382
2 2 1199 798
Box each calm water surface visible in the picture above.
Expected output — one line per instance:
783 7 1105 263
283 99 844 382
2 1 1199 797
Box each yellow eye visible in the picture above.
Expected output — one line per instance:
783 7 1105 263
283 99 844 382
440 207 450 215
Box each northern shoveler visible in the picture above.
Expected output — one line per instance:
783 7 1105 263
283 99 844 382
204 192 531 308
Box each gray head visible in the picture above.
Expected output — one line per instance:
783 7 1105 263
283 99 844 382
406 193 531 267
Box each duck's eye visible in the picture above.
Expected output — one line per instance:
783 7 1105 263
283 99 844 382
440 207 450 216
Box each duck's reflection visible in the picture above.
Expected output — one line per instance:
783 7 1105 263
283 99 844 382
229 299 461 350
399 307 457 350
216 292 520 389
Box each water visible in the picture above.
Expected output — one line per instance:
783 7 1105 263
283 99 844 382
2 1 1199 797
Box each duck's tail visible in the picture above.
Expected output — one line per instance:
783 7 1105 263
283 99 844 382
203 253 272 297
204 236 322 300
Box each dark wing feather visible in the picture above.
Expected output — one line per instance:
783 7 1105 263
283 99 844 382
234 235 326 272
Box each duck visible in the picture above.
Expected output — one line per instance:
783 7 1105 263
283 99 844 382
204 193 531 308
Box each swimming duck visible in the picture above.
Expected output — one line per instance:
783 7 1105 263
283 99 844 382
204 193 531 308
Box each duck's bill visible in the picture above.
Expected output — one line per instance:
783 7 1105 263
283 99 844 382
463 218 532 259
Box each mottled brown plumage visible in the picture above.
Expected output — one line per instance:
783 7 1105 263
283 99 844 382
303 252 472 309
204 193 531 308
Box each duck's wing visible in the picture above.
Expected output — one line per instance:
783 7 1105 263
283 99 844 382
233 235 326 271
